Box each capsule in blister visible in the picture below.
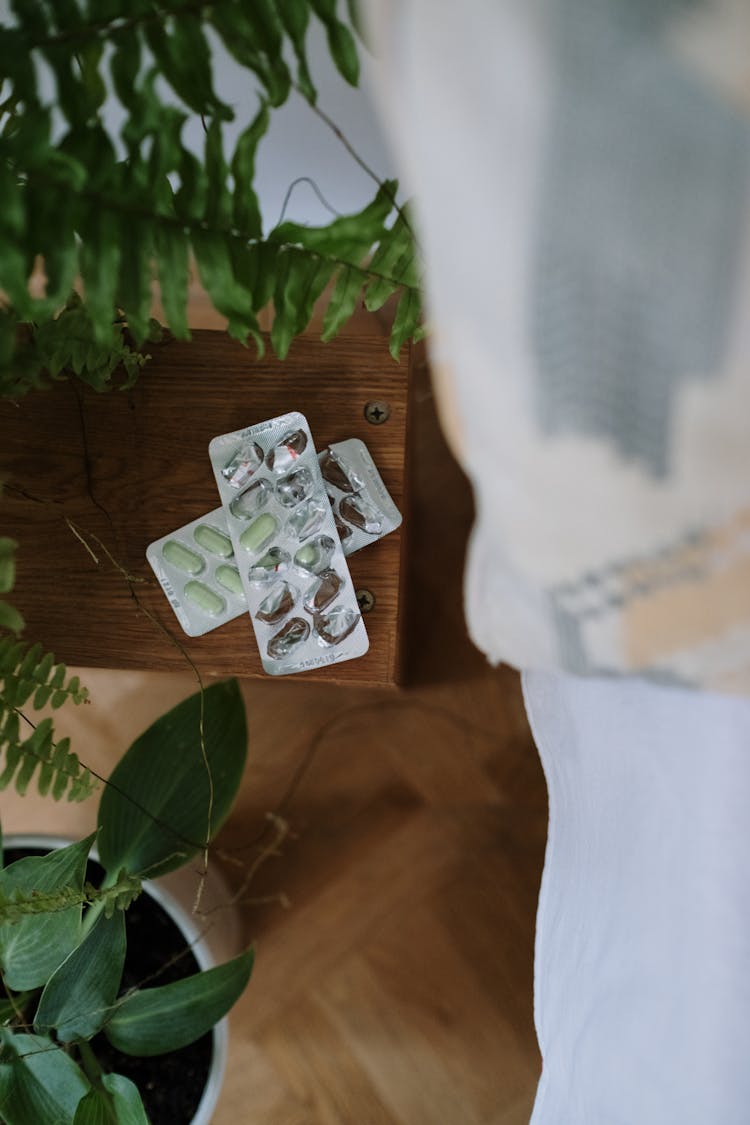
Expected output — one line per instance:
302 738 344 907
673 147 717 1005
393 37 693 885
184 581 226 616
215 564 244 596
248 546 290 583
162 539 205 575
255 581 297 624
239 513 278 553
229 478 272 520
276 466 315 508
222 439 264 489
294 535 335 575
303 568 342 614
267 617 310 661
320 448 363 494
286 497 327 541
339 495 383 536
266 429 308 472
194 524 233 557
314 606 360 646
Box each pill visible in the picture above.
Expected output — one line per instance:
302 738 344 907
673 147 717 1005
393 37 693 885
294 535 335 575
162 540 204 575
215 565 244 596
194 524 233 557
184 581 226 616
239 513 278 553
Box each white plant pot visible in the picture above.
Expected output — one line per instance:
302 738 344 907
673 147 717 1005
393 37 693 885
4 833 237 1125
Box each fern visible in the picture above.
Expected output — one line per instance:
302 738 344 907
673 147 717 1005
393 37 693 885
0 531 94 803
0 1 423 399
0 871 142 925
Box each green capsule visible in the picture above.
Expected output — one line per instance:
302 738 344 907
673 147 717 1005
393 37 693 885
194 524 233 558
239 513 278 553
184 581 226 616
215 565 244 596
162 539 204 575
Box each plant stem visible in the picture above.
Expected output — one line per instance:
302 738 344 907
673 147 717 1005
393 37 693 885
78 1038 104 1085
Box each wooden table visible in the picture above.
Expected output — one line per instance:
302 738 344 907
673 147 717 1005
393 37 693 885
1 330 410 686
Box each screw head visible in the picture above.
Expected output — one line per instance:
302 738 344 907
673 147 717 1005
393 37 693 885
364 400 390 425
356 588 376 613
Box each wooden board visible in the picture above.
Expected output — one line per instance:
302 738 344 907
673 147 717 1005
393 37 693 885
0 330 409 686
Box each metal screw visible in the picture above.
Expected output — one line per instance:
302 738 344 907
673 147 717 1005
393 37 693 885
356 588 376 613
364 400 390 425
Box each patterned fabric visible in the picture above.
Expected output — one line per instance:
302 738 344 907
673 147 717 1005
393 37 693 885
365 0 750 693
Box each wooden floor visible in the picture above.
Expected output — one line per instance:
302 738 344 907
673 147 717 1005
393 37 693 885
1 349 548 1122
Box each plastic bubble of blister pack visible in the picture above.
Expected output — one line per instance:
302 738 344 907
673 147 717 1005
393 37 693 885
209 412 370 675
146 508 248 637
321 438 402 553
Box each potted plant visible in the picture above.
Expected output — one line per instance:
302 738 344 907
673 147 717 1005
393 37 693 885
0 673 252 1125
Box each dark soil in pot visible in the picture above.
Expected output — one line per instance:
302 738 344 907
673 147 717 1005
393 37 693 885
3 847 214 1125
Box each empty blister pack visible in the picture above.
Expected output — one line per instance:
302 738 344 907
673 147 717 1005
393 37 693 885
320 438 402 554
209 412 369 675
146 509 247 636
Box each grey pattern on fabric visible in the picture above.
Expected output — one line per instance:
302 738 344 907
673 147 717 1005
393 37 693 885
530 0 749 477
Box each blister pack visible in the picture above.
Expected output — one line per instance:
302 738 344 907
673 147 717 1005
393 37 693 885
321 438 402 554
208 412 369 675
146 509 247 637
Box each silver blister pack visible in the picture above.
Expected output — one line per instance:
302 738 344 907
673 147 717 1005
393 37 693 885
320 438 402 554
146 508 247 637
209 412 369 675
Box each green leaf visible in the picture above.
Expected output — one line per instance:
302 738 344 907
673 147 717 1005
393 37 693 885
270 179 397 259
0 835 93 989
97 680 247 880
326 19 360 86
231 102 269 238
321 265 366 342
145 17 231 120
364 214 416 312
276 0 316 102
309 0 360 85
35 909 126 1042
271 248 335 359
389 286 422 361
117 216 153 344
73 1074 149 1125
210 6 291 108
0 1032 90 1125
104 950 254 1056
204 117 230 229
155 223 190 340
193 230 260 345
79 206 121 344
231 239 278 313
0 601 24 634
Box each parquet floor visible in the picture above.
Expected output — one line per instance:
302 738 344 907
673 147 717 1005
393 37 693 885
2 350 548 1123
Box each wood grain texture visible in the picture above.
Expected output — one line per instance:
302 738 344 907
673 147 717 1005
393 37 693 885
0 330 409 685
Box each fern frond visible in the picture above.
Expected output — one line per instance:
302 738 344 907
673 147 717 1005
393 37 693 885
0 0 423 397
0 633 93 802
0 872 141 925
